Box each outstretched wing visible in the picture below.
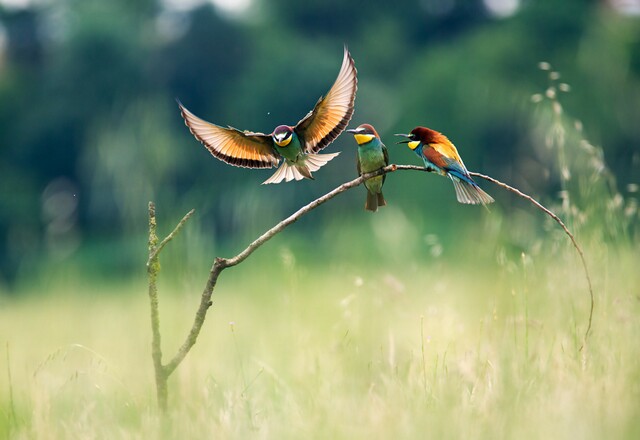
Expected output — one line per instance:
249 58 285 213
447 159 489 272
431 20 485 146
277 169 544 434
179 102 279 169
295 46 358 154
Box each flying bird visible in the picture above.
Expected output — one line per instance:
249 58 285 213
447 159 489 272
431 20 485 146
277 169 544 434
178 47 358 184
347 124 389 212
395 126 494 205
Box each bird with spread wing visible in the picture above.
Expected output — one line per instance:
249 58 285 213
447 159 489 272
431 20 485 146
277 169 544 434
178 47 357 184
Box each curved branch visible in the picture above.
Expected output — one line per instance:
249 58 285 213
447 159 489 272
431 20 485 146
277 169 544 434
163 164 398 375
225 164 398 267
468 171 594 348
392 165 593 346
162 162 594 394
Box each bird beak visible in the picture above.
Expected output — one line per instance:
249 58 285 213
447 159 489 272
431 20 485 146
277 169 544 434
346 128 357 134
394 133 411 144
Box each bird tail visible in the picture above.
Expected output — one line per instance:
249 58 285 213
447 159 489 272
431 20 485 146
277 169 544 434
262 152 340 184
304 152 340 172
451 178 494 205
365 190 386 212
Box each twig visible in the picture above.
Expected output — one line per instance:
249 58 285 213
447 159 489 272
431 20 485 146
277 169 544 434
147 209 195 266
391 165 593 347
468 171 594 349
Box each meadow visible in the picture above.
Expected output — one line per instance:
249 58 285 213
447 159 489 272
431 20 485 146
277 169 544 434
2 2 640 438
1 62 639 440
1 224 638 439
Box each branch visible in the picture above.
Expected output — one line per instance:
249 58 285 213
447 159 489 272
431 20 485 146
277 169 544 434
156 162 594 407
226 164 398 267
147 202 166 409
147 209 195 266
163 164 398 375
389 165 593 346
392 165 593 346
147 202 195 411
468 171 594 348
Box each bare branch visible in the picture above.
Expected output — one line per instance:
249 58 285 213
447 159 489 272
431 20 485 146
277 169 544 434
467 171 594 347
147 208 196 266
147 202 166 410
147 203 196 411
163 165 398 375
225 164 398 268
153 162 594 410
389 165 593 345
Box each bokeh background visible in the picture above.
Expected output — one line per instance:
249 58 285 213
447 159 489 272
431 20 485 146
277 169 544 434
2 1 640 437
0 0 638 287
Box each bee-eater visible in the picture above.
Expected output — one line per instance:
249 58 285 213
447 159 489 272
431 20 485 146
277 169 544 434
347 124 389 212
395 126 494 205
178 47 357 184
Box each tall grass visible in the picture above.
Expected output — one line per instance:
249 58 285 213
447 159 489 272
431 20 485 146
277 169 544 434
1 251 639 439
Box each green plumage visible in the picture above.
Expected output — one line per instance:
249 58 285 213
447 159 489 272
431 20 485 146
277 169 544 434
274 132 303 162
357 138 389 212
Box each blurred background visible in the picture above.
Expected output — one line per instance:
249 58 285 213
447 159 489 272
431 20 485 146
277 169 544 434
0 0 638 289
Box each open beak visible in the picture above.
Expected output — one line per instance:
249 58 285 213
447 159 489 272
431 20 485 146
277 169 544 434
394 133 411 144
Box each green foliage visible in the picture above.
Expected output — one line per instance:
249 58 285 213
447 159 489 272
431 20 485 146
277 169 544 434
1 2 639 436
1 0 639 283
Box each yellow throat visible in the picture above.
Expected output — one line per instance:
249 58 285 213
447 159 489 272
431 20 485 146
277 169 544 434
354 133 375 145
275 136 292 147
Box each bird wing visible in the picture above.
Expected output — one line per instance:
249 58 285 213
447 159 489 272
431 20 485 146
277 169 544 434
382 143 389 185
423 142 468 176
179 102 279 169
295 47 358 154
382 143 390 166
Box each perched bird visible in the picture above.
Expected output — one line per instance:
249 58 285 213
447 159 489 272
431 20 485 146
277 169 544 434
347 124 389 212
395 126 494 205
178 47 358 184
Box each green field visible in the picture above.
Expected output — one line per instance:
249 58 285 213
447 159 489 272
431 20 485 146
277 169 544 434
2 2 640 438
1 232 638 438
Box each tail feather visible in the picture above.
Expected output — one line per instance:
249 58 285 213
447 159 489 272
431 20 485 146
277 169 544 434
451 178 494 205
365 191 378 212
365 190 386 212
305 152 340 172
262 152 339 185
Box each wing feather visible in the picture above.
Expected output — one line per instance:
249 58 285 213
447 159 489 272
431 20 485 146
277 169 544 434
295 46 358 153
178 102 279 169
422 146 450 170
424 143 469 177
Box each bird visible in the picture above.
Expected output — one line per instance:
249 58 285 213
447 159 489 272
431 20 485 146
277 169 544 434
178 46 358 184
347 124 389 212
395 126 494 205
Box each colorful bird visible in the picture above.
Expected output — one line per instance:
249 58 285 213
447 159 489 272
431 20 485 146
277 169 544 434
178 47 358 184
347 124 389 212
395 126 494 205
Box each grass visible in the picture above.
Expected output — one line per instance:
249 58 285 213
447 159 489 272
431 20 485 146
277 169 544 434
1 240 639 439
